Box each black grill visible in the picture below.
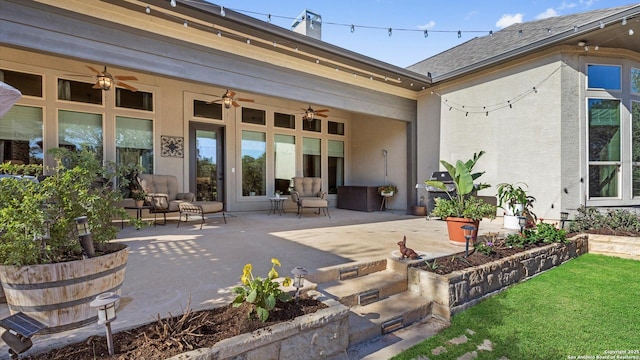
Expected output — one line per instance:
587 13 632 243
426 171 456 215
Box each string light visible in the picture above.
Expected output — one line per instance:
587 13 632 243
489 30 493 37
183 19 188 27
457 30 462 38
145 6 150 14
622 17 628 25
220 6 225 17
388 28 392 37
599 20 605 29
351 24 355 33
267 14 271 22
630 29 635 36
217 30 221 37
170 0 176 7
574 25 578 32
246 38 250 44
424 30 428 38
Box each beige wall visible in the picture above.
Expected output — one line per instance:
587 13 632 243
350 115 408 210
418 53 568 219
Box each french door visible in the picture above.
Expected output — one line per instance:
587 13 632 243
189 122 224 202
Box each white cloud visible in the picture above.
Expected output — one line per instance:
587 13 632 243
465 11 477 21
558 1 577 10
495 13 523 29
580 0 596 7
417 20 436 30
536 8 559 19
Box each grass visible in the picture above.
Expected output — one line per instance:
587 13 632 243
392 254 640 360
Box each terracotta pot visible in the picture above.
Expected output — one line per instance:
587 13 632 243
135 199 144 207
445 217 480 246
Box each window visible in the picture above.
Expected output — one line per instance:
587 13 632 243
328 121 344 135
116 116 153 173
274 112 295 129
58 79 103 104
274 134 295 195
587 64 621 90
303 118 321 132
0 105 43 164
116 88 153 111
242 108 266 125
0 69 42 97
242 130 266 196
193 100 222 119
588 99 621 198
303 137 321 177
632 68 640 94
58 110 103 160
328 140 344 194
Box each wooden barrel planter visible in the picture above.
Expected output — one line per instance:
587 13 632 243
0 243 129 334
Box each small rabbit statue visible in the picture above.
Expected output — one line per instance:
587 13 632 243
397 236 419 260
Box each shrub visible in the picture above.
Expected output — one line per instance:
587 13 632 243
505 222 567 248
569 206 640 234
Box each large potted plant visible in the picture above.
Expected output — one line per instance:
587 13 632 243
426 151 496 245
496 182 537 229
0 149 134 333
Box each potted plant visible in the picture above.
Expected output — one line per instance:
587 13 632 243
0 148 133 333
426 151 496 245
131 189 147 207
378 184 398 197
496 182 537 229
275 190 282 198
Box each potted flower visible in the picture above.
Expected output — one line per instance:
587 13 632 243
275 190 282 198
0 148 132 333
378 184 398 197
496 182 537 229
426 151 496 245
131 189 148 207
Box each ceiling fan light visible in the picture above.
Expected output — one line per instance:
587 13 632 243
304 108 315 121
97 75 113 90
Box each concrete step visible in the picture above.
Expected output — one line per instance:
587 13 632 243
348 291 432 346
307 259 388 284
317 270 407 307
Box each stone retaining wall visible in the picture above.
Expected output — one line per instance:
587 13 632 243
588 234 640 260
168 298 349 360
408 236 588 320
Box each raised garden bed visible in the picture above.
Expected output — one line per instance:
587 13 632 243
407 236 588 320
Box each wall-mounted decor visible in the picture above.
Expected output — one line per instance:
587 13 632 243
161 135 184 158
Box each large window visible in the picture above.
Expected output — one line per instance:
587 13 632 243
116 116 153 172
242 130 266 196
274 134 295 195
587 64 621 90
58 79 102 104
303 137 321 177
58 110 103 160
274 112 295 129
242 108 266 125
193 100 222 119
0 105 43 165
588 99 621 198
0 69 42 97
328 140 344 194
116 88 153 111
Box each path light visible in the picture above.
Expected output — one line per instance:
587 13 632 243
560 212 569 229
90 292 120 356
0 312 46 359
518 216 527 234
74 216 95 258
461 225 476 257
291 266 308 301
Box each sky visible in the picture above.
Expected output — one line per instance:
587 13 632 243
203 0 635 68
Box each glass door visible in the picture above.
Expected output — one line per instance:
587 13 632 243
189 123 224 202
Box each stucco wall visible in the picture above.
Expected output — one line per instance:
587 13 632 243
418 54 569 219
350 115 408 211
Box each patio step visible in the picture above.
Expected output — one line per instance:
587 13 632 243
348 291 433 346
317 269 407 307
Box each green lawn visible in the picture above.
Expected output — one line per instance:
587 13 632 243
393 254 640 360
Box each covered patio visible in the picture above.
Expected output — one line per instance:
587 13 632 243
0 209 508 357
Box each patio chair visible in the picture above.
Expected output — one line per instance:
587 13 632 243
290 177 330 218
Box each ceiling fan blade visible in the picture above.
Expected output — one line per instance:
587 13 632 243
117 81 138 92
236 98 255 103
227 90 236 97
315 109 329 113
86 65 103 75
114 75 138 81
316 113 329 118
232 101 241 107
206 99 222 104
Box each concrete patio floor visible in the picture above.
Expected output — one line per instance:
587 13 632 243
0 208 509 359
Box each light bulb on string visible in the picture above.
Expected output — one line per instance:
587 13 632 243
622 17 628 26
183 20 188 27
351 24 355 33
489 30 493 37
458 30 462 38
220 6 225 16
388 28 392 36
424 30 428 38
170 0 176 7
145 6 150 14
599 21 605 29
267 14 271 22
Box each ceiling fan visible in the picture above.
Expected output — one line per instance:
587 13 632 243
302 106 329 121
85 65 138 92
207 89 255 109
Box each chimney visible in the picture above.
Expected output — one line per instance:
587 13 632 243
291 9 322 40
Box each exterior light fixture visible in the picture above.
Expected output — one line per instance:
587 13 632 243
90 292 120 356
291 266 308 301
560 212 569 229
304 107 315 121
221 90 233 109
0 312 46 359
96 73 114 91
461 225 476 257
518 216 527 234
74 216 95 257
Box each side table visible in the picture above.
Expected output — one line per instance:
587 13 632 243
268 197 287 215
123 205 152 229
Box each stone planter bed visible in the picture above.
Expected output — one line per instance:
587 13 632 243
407 236 589 320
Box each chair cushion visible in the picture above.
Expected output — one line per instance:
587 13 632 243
292 177 322 197
300 198 328 208
193 201 223 213
139 174 179 201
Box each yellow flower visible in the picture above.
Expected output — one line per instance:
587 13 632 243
241 273 250 285
268 267 279 280
243 263 253 274
271 258 281 267
282 276 292 287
